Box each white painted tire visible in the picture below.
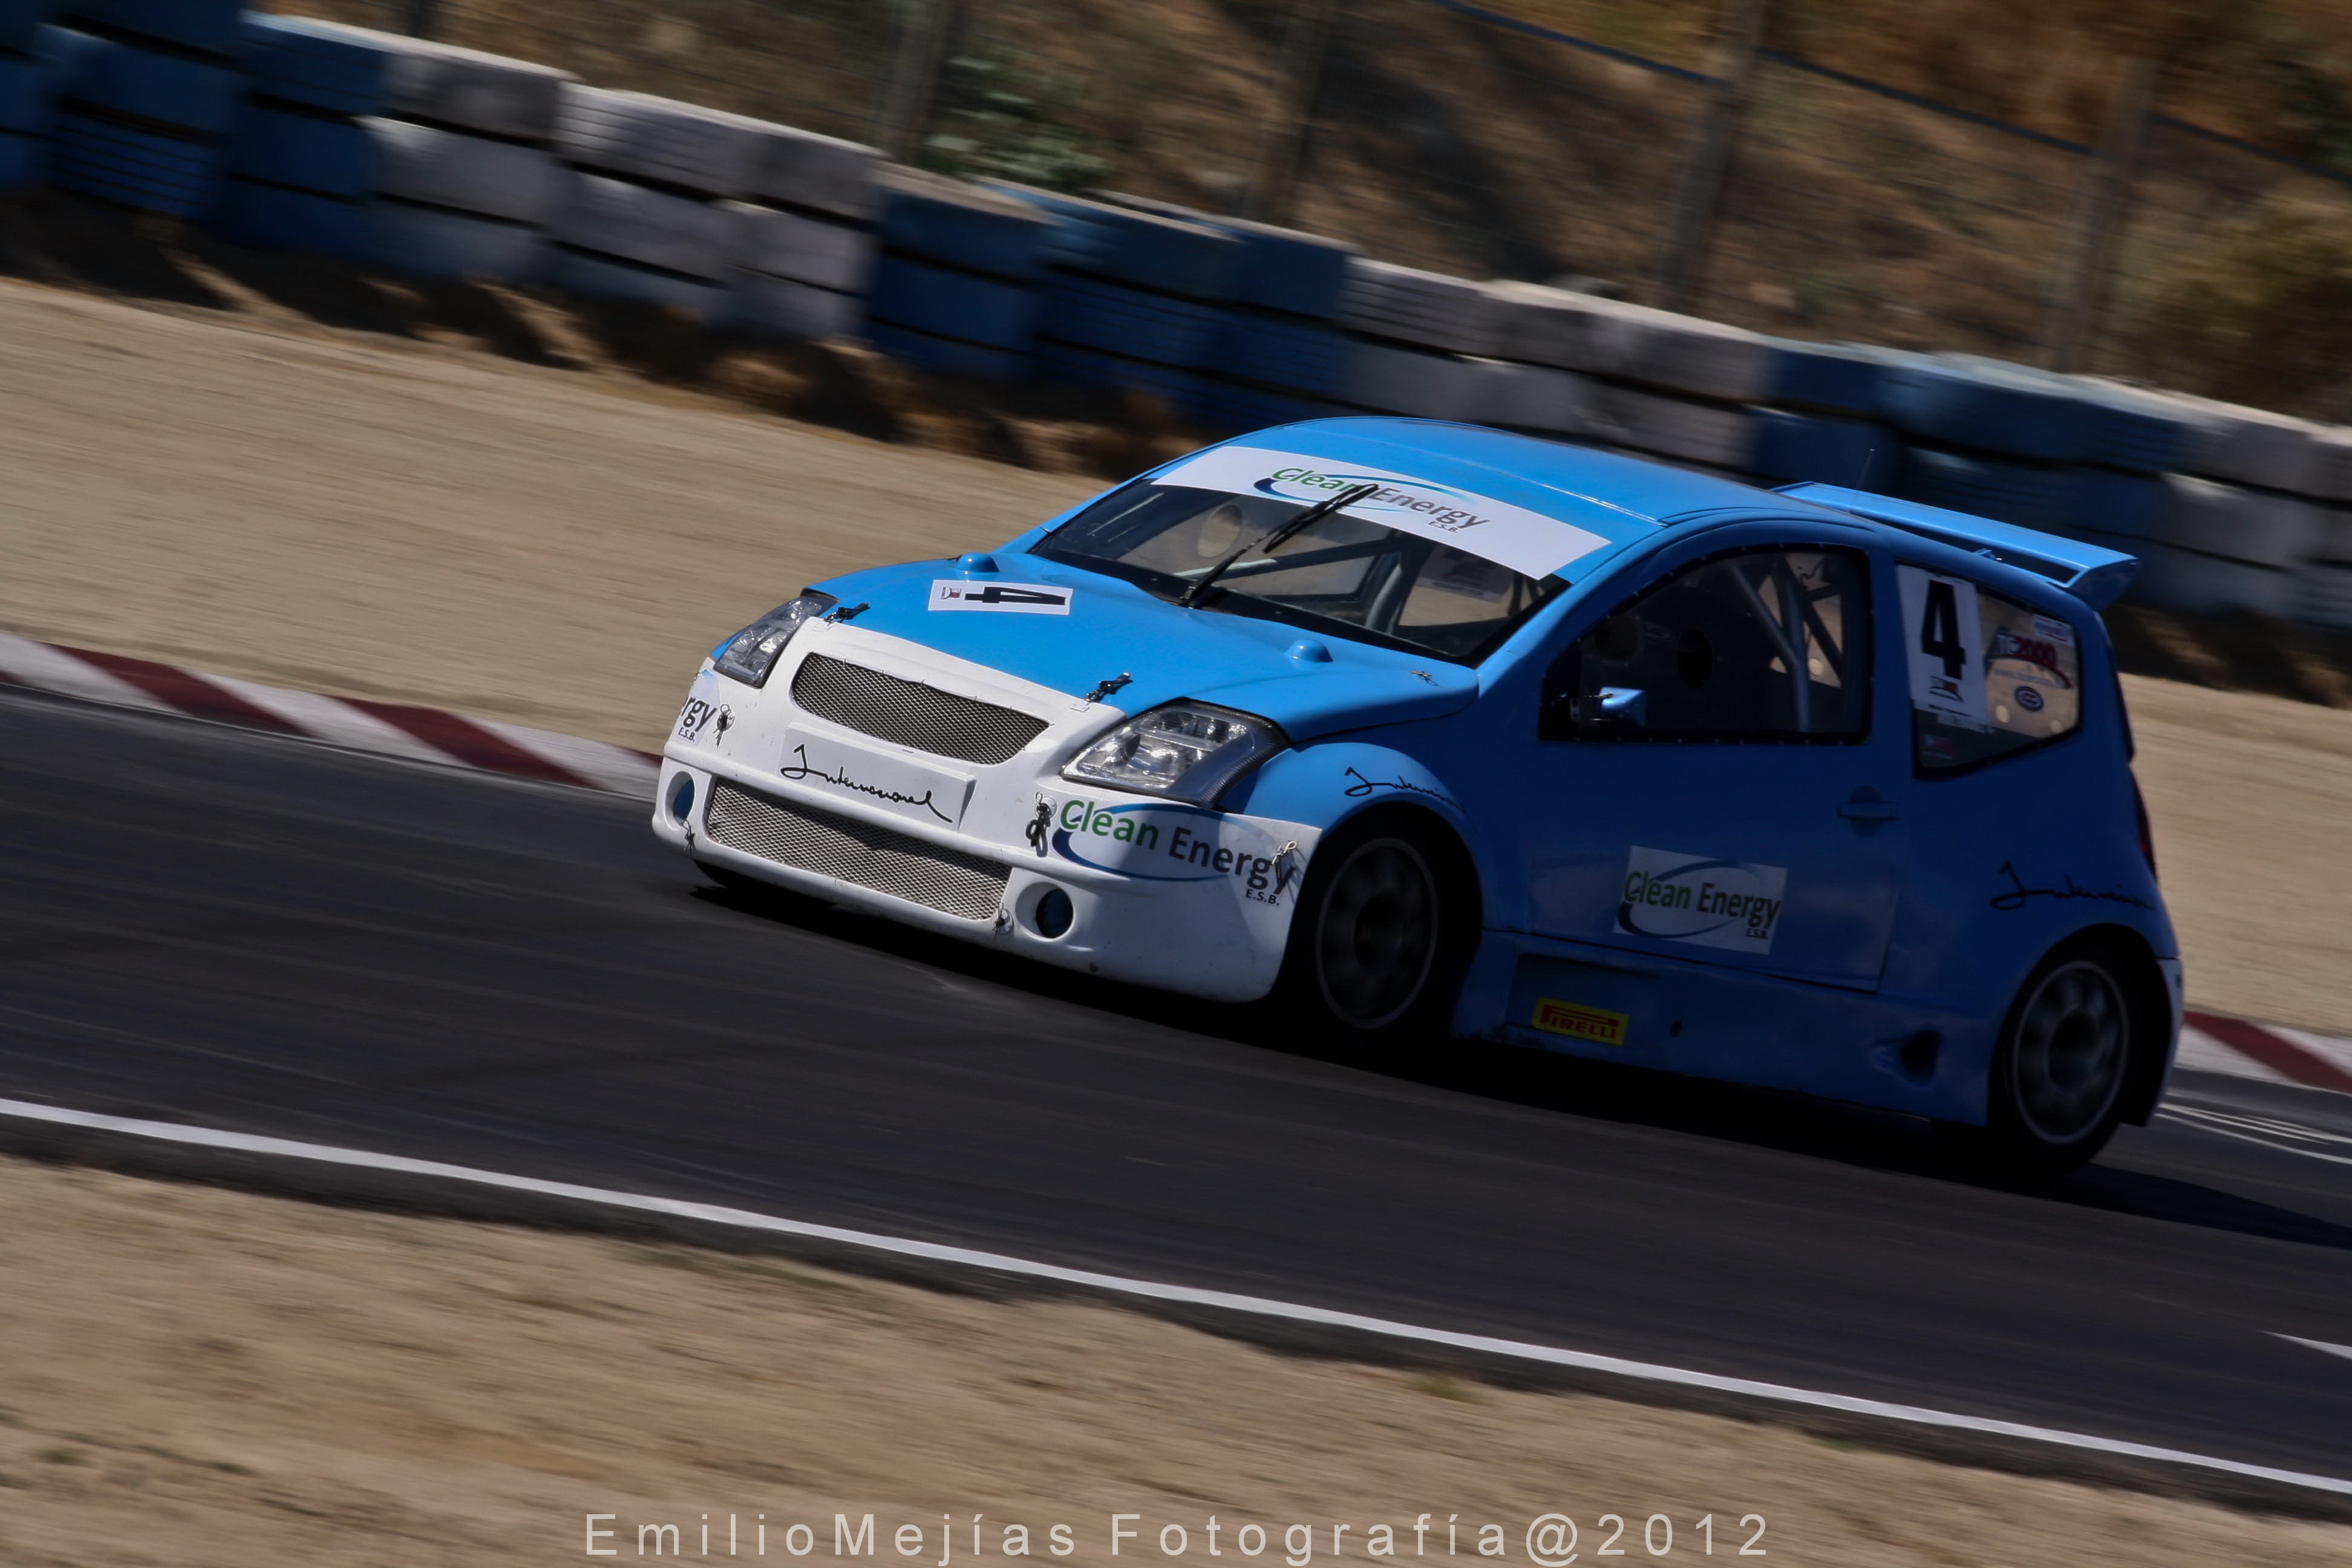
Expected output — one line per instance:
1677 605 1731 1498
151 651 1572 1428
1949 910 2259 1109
2154 475 2317 569
1586 383 1754 468
1340 341 1504 422
2296 563 2352 629
549 250 726 317
368 202 548 284
749 123 877 221
555 85 770 198
725 203 874 293
723 275 861 342
2126 543 2296 617
1339 259 1502 356
366 118 564 225
1478 361 1597 434
382 36 570 143
550 172 733 280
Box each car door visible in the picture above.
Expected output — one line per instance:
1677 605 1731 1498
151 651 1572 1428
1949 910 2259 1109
1517 532 1910 992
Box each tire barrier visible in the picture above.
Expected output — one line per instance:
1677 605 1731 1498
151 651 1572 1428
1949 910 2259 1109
1099 195 1357 428
16 11 2352 628
550 86 878 327
985 180 1243 413
0 25 56 189
224 15 568 281
867 166 1053 378
45 2 241 218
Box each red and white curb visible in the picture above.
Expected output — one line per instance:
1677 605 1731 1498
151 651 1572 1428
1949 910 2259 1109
0 630 656 797
4 630 2348 1096
2179 1013 2352 1095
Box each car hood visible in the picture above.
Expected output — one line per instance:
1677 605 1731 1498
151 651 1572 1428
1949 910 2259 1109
807 555 1480 740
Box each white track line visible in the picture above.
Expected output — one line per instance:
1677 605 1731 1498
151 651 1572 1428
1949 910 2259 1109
2275 1334 2352 1364
1 1094 2345 1499
2159 1106 2352 1167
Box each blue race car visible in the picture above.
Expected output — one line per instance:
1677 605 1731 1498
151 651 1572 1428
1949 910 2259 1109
656 419 2178 1176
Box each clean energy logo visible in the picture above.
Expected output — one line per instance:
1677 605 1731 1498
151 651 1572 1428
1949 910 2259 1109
1256 466 1496 536
1614 846 1788 955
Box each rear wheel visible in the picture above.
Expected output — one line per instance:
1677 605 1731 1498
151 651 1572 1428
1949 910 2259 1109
1273 814 1472 1057
1945 936 2140 1180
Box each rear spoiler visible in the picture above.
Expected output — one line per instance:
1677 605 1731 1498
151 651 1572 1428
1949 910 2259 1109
1774 482 2140 610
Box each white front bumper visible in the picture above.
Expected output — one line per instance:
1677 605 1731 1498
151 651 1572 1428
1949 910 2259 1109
652 622 1321 1005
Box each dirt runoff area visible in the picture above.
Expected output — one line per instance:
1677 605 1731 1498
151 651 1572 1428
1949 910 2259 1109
0 1154 2339 1568
0 264 2349 1034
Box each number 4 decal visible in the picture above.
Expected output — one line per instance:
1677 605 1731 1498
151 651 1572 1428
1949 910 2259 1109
1896 566 1990 730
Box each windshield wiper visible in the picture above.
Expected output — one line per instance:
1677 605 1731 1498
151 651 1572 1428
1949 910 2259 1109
1177 482 1380 609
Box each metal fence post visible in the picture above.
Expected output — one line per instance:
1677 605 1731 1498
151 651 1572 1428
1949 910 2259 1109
1647 0 1770 313
2039 57 2157 374
1240 0 1339 224
399 0 439 39
872 0 957 165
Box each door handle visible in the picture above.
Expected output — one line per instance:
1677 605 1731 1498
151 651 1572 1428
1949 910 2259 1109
1838 790 1901 823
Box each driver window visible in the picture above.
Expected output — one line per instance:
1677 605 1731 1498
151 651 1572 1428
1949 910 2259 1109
1541 547 1870 742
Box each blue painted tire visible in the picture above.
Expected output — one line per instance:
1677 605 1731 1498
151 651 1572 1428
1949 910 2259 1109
1762 340 1892 417
369 202 547 284
878 179 1051 281
1109 197 1353 318
239 14 391 117
867 256 1040 351
223 105 374 199
1747 410 1898 488
982 180 1239 301
866 321 1031 381
1895 445 2088 534
1041 275 1222 368
2076 470 2164 540
1034 339 1205 407
61 0 243 56
0 126 41 188
48 28 240 134
1881 358 2093 463
0 0 60 55
0 48 53 133
1188 379 1344 434
210 178 371 260
48 109 221 216
1211 312 1351 396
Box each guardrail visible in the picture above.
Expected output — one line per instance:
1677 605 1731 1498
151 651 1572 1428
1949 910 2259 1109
7 1 2350 630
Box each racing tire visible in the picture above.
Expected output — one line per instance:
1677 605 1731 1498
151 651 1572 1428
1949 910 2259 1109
1942 935 2145 1181
1272 811 1474 1060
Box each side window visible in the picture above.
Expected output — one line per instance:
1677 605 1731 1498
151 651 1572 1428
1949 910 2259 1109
1541 547 1870 742
1898 566 2083 773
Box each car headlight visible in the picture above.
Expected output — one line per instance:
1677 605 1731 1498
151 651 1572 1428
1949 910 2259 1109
713 592 837 687
1062 702 1286 805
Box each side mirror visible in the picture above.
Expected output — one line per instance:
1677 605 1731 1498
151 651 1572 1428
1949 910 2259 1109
1573 687 1647 728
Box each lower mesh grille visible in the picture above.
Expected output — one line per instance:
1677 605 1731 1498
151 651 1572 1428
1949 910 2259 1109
704 781 1008 921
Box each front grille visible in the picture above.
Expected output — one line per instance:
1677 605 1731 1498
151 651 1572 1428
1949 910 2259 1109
791 653 1048 765
705 781 1008 921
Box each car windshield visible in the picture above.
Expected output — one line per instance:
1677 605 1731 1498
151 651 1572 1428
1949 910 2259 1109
1034 482 1567 662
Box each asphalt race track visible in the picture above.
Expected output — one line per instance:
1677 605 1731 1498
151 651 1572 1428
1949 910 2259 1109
4 688 2350 1480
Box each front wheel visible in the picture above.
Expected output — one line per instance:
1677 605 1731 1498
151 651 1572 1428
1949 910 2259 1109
1944 936 2141 1180
1272 814 1473 1057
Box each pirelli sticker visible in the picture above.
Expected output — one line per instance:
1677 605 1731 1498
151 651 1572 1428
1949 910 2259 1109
1531 998 1630 1047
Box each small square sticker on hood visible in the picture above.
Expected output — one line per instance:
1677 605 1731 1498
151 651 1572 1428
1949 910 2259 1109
930 581 1074 615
